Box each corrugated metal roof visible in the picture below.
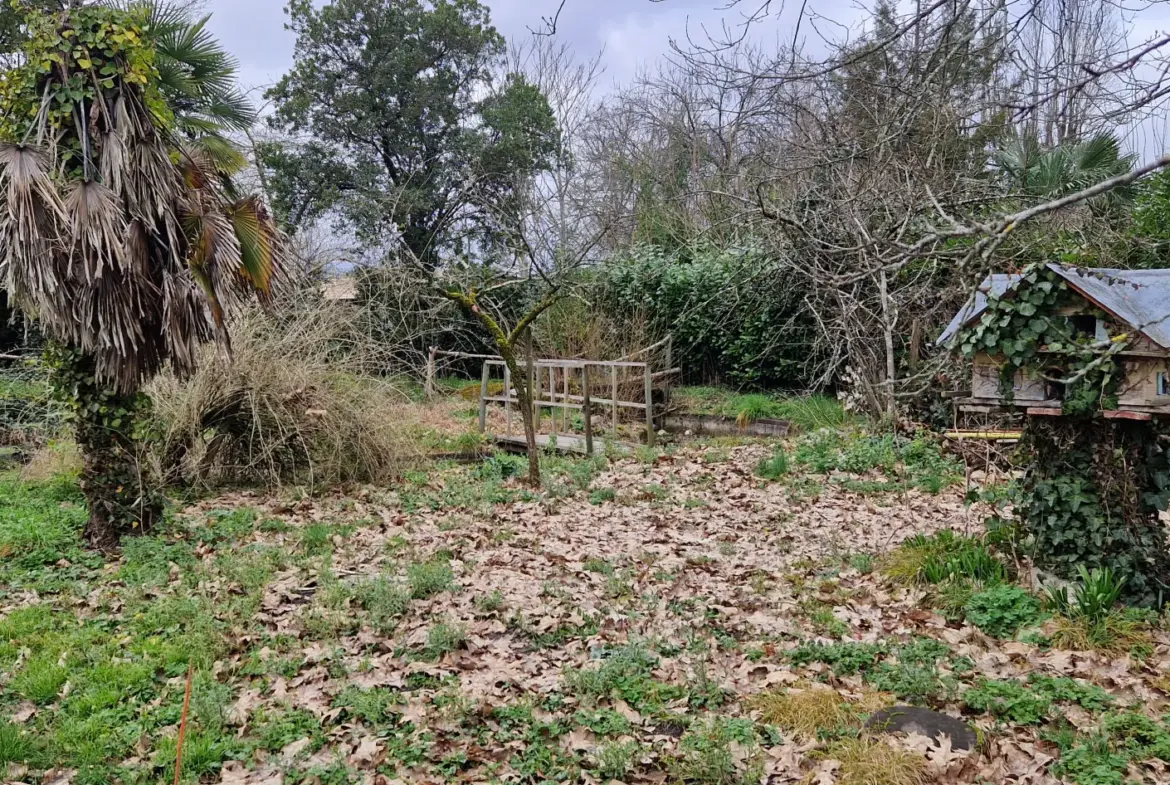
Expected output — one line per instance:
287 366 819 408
937 274 1021 345
937 265 1170 348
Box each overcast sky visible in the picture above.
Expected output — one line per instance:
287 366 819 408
202 0 862 102
201 0 1170 155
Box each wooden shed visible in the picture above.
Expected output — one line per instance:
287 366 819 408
938 265 1170 417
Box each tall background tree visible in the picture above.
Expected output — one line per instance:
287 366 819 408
0 2 283 546
261 0 558 270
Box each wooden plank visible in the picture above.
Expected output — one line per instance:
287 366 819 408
493 432 630 456
1103 410 1153 421
611 365 618 436
1026 407 1064 417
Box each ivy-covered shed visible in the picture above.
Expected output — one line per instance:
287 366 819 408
939 265 1170 417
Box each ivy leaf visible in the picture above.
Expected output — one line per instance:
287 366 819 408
1018 302 1037 317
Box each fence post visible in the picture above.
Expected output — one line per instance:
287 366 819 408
611 365 618 437
562 363 570 432
644 362 656 447
582 364 593 456
478 362 490 434
424 346 438 399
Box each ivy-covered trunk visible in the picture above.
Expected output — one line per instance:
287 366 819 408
48 348 161 548
1020 418 1170 606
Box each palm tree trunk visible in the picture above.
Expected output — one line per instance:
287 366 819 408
51 348 161 548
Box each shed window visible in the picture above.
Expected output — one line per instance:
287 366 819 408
1159 372 1170 397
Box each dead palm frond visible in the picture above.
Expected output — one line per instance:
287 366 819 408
0 4 286 394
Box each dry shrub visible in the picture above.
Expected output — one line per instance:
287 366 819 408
147 297 423 489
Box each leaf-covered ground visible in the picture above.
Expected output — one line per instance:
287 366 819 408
3 438 1170 785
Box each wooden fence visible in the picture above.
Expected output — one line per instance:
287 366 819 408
423 338 677 454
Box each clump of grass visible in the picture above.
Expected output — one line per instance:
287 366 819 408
820 736 927 785
421 620 467 660
353 576 411 633
1046 567 1153 656
588 487 616 505
0 720 40 767
755 446 789 480
849 552 875 575
750 686 858 740
407 559 454 599
11 656 68 704
474 590 504 612
772 395 851 432
299 523 348 556
883 530 1007 586
1049 611 1152 657
733 394 782 428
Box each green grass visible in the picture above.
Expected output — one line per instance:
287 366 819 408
794 430 962 493
407 559 455 599
755 446 789 480
673 387 850 432
564 643 685 713
0 474 91 584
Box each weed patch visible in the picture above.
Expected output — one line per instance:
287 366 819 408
671 717 764 785
964 584 1044 638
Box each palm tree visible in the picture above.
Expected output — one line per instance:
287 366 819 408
993 132 1138 210
0 3 283 546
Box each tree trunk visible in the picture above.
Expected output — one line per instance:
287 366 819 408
878 270 897 421
51 348 161 549
501 347 541 487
